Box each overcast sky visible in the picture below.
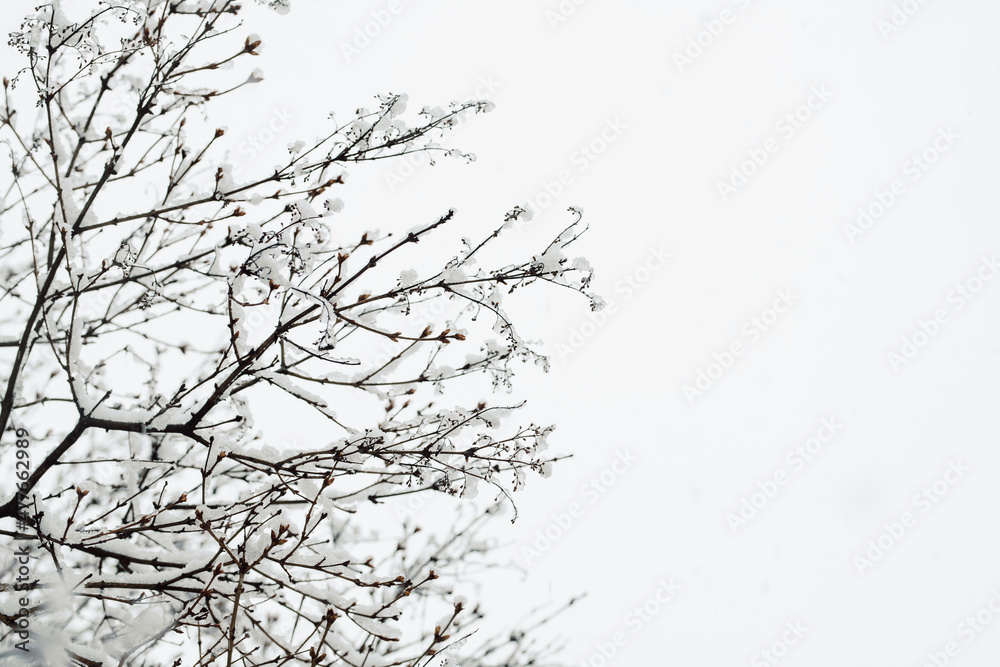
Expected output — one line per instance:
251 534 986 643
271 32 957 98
7 0 1000 664
261 3 1000 663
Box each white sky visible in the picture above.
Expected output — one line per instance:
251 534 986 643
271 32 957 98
6 0 1000 664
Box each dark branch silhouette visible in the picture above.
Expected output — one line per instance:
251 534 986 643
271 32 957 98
0 1 594 665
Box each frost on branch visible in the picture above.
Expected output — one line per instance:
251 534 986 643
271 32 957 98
0 2 591 665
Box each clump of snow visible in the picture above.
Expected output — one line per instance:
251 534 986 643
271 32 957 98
323 198 344 215
398 269 418 287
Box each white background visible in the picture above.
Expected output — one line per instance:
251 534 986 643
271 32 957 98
6 1 1000 664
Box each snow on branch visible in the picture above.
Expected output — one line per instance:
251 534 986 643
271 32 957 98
0 2 592 665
